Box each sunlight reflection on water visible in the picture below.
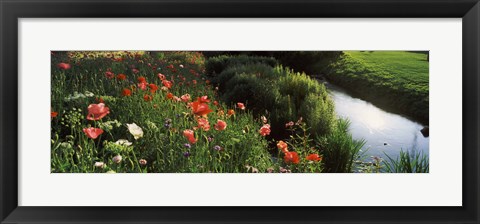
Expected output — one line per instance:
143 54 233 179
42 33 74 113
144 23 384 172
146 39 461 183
325 82 429 159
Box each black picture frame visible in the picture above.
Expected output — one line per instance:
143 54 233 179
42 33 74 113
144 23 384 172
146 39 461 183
1 0 479 223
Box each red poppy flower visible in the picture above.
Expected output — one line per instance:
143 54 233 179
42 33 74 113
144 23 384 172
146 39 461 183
192 80 197 85
183 129 197 144
143 94 153 102
197 118 210 131
277 141 289 153
284 151 300 164
138 82 147 91
213 101 219 106
191 101 213 117
237 102 246 110
148 83 159 93
137 76 147 83
214 120 227 131
51 111 58 118
167 64 174 69
306 154 322 162
259 124 271 136
197 96 210 103
122 88 132 96
166 92 174 99
116 74 126 81
132 68 140 74
181 94 191 102
86 103 110 120
162 80 172 89
83 127 104 139
158 73 166 80
105 71 115 79
57 63 71 70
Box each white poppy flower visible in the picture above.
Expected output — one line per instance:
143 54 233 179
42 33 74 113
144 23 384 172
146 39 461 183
112 155 122 164
115 139 133 146
126 123 143 139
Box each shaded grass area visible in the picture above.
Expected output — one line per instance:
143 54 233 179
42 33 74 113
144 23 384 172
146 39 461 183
324 51 429 124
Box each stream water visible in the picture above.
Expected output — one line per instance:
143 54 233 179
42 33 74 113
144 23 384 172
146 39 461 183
322 81 429 159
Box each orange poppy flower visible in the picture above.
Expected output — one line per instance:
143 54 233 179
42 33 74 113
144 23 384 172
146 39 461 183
148 83 159 93
284 152 300 164
197 96 210 103
138 82 147 91
306 154 322 162
86 103 110 121
277 140 289 153
162 80 172 89
143 94 153 102
57 63 71 70
51 111 58 118
105 71 115 79
227 109 235 116
122 88 132 96
197 118 210 131
259 124 271 136
137 76 147 83
116 74 126 81
237 102 245 110
83 127 104 139
181 94 191 102
158 73 166 80
214 120 227 131
183 129 197 144
166 92 174 99
191 101 213 117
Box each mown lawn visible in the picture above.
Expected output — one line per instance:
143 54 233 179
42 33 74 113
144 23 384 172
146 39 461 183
346 51 429 90
325 51 429 124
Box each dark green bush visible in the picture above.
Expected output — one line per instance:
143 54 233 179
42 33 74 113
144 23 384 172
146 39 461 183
212 63 279 93
205 55 278 75
206 54 336 139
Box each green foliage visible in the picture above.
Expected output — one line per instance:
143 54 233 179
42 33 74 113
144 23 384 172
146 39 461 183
324 51 429 124
206 54 337 139
257 51 343 74
51 51 277 173
383 149 429 173
205 54 278 75
316 119 366 173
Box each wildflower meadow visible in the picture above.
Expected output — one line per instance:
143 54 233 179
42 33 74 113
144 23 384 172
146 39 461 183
51 51 428 173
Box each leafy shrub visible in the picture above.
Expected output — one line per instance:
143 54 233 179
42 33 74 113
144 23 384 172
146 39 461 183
206 55 336 139
212 63 279 93
205 55 278 75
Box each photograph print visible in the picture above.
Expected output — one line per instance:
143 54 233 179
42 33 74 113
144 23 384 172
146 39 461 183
51 51 429 173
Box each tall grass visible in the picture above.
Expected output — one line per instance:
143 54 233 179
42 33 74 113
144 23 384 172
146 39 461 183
316 119 366 173
383 149 429 173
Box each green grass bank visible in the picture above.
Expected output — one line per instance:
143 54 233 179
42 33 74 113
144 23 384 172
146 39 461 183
323 51 429 125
